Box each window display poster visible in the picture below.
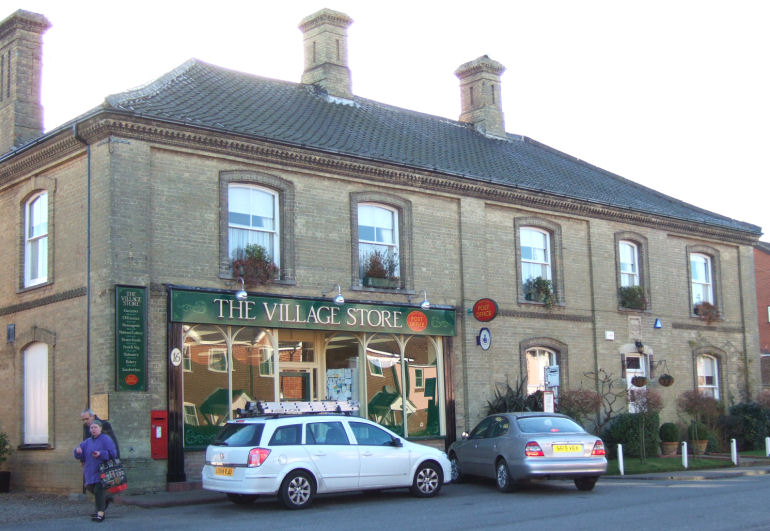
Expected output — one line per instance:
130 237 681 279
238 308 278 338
326 368 353 401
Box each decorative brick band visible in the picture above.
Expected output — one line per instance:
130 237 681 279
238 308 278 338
0 286 86 316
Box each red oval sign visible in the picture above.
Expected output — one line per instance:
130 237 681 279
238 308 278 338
125 374 139 386
406 311 428 332
472 298 498 322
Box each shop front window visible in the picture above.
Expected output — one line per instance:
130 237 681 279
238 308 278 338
403 335 440 437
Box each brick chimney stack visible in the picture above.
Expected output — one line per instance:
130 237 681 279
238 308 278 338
0 10 50 154
299 9 353 99
455 55 506 137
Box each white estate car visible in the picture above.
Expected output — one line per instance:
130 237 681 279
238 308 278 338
202 401 451 509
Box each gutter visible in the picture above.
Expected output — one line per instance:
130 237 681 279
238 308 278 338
72 122 91 406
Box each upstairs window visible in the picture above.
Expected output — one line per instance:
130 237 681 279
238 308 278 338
228 184 279 267
24 192 48 287
358 204 400 284
690 253 713 307
520 227 551 283
619 241 639 287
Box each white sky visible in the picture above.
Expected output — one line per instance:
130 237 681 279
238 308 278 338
14 0 770 240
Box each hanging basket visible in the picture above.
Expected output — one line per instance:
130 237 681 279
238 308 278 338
630 376 648 387
658 374 675 387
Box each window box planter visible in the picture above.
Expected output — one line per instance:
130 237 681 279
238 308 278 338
619 285 647 310
361 249 399 290
693 301 720 324
363 277 400 289
523 277 555 309
231 244 279 285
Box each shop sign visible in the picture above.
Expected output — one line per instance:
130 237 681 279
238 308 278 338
472 298 498 322
169 288 455 336
115 285 147 391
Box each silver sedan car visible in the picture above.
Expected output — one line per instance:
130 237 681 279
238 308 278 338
448 412 607 492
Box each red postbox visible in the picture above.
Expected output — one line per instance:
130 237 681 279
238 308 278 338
150 410 168 459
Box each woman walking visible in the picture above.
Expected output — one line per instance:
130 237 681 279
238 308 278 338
74 419 117 522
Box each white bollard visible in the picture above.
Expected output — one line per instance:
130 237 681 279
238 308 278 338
766 437 770 457
731 438 738 465
617 444 624 476
682 441 688 469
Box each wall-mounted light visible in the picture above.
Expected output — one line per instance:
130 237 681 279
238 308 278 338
235 277 248 301
409 289 430 310
322 284 345 305
635 340 644 354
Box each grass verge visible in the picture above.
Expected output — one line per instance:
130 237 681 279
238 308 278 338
606 456 734 475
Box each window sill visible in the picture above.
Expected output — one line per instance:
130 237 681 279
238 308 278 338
16 280 53 294
18 444 52 451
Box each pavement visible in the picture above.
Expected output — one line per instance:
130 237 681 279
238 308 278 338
111 457 770 508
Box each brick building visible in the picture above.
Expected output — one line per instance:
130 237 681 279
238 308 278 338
0 8 762 493
754 242 770 388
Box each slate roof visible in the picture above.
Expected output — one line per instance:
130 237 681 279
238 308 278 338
75 59 767 236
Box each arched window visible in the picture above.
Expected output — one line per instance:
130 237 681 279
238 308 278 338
690 253 713 307
697 354 719 399
24 191 48 287
228 184 279 266
619 241 639 287
525 347 558 395
520 227 551 285
24 342 49 444
358 203 400 283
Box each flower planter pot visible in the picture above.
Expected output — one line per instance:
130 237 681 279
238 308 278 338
660 441 679 456
630 376 648 387
363 277 399 289
658 374 674 387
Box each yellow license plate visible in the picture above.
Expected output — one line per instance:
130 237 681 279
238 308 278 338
215 467 234 476
553 444 582 453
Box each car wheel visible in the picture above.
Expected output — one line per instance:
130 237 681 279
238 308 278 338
226 493 258 505
495 459 514 493
574 476 598 491
279 470 315 509
449 453 464 483
410 461 443 498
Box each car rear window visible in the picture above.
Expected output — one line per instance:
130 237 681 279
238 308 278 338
517 416 584 434
212 422 265 446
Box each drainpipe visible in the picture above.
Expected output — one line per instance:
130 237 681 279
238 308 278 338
73 122 91 405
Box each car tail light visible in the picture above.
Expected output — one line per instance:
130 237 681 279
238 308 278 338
591 440 606 456
247 448 271 467
525 441 544 457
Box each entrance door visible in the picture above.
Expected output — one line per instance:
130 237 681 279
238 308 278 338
280 371 311 401
625 353 647 413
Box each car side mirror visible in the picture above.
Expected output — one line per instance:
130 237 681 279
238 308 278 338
461 431 469 440
391 437 403 447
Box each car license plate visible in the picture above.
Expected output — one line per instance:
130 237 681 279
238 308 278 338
553 444 582 453
215 466 234 476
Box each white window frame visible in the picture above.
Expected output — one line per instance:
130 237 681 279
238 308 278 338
690 253 714 307
520 227 551 284
24 192 48 287
183 402 199 426
208 348 228 373
228 184 280 266
258 347 274 377
697 354 720 399
24 343 48 444
525 347 557 395
358 203 399 278
619 240 640 287
182 345 192 372
414 368 425 389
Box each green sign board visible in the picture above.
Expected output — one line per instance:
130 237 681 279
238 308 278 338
115 285 147 391
170 288 455 336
